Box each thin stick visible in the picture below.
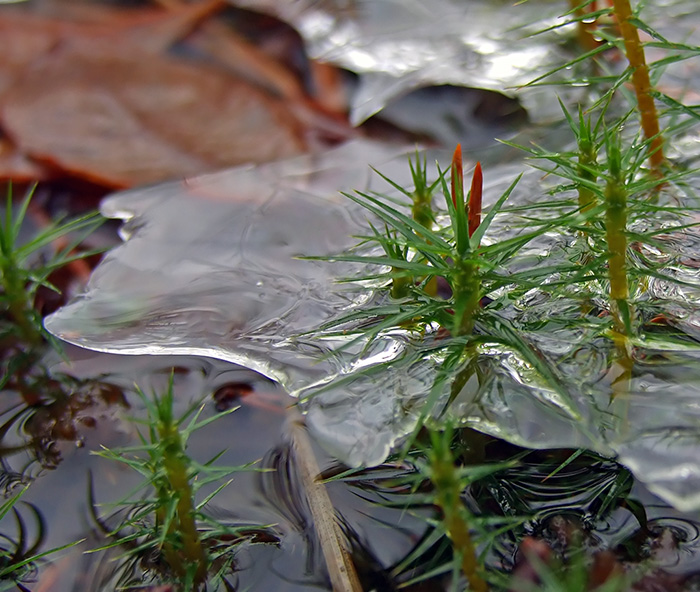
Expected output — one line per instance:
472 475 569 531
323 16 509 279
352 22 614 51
288 409 363 592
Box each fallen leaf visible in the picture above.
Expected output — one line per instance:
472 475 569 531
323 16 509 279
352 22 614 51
1 45 306 187
0 135 49 182
0 2 309 187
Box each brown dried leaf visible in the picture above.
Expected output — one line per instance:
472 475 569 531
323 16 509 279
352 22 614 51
0 15 59 97
0 2 311 187
1 46 306 187
0 136 50 182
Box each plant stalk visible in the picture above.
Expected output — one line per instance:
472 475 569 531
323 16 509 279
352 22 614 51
611 0 664 172
1 258 42 347
577 113 598 214
605 141 629 317
453 261 481 339
429 430 488 592
157 417 208 585
605 135 634 398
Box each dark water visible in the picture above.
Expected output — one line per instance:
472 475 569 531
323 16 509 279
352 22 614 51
0 349 699 590
0 350 435 591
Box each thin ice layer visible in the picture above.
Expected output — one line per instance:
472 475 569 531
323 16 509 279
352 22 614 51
235 0 574 124
231 0 700 126
46 139 700 511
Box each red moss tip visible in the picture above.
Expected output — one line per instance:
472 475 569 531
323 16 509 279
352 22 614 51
451 144 463 208
468 162 482 238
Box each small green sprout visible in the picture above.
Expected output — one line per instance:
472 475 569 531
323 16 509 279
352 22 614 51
0 184 103 357
90 374 275 590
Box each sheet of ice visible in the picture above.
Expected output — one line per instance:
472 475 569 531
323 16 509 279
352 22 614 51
231 0 700 126
46 138 700 511
234 0 574 125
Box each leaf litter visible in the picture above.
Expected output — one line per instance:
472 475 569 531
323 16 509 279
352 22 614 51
0 1 315 187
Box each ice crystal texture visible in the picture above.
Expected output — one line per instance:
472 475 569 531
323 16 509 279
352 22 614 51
46 139 700 511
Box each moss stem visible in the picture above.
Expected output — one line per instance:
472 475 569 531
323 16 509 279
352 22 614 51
157 413 208 585
605 140 629 319
611 0 664 172
605 134 634 399
570 0 600 51
429 430 488 592
577 113 598 214
1 257 42 346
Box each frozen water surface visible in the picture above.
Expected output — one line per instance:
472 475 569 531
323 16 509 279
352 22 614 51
234 0 574 124
46 138 700 512
232 0 700 125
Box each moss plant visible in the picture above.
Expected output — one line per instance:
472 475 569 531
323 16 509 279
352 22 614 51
152 386 208 585
531 1 671 173
603 132 631 333
92 375 269 590
504 99 700 404
309 142 610 436
602 131 636 397
308 1 700 588
331 443 650 590
575 109 598 214
326 431 524 590
449 146 482 340
409 153 438 230
391 153 442 299
0 185 103 357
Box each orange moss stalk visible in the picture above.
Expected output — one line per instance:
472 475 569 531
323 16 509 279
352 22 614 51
570 0 600 51
451 144 464 210
611 0 664 172
468 162 483 240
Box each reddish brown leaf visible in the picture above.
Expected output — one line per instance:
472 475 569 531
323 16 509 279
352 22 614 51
1 46 306 188
186 17 306 102
589 551 622 589
0 2 316 187
0 136 50 182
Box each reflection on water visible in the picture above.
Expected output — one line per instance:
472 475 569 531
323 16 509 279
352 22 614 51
0 352 699 590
